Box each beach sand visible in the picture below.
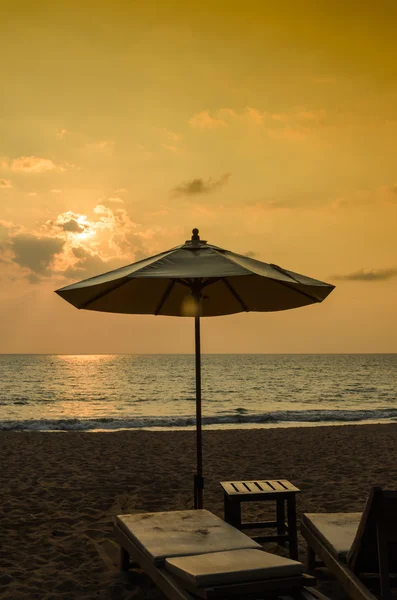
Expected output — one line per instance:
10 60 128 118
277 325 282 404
1 423 396 599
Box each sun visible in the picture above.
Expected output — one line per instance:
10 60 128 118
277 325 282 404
75 215 96 239
54 211 96 240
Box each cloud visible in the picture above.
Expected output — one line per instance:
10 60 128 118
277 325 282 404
53 206 153 279
136 144 156 160
10 156 62 173
266 108 326 141
47 211 94 238
218 108 237 118
329 197 350 209
173 173 231 196
0 219 19 239
187 106 326 141
162 144 181 154
189 110 227 129
0 179 12 189
51 189 62 194
10 234 65 275
56 128 67 139
271 109 326 123
96 140 114 149
158 128 184 154
158 128 183 142
86 140 115 152
27 192 38 196
333 268 397 281
297 109 327 121
261 199 297 209
268 127 307 141
0 222 14 256
378 184 397 203
98 190 126 204
61 219 85 233
107 196 124 203
246 107 267 124
0 204 172 284
49 205 147 276
62 246 128 280
327 183 397 209
93 204 111 216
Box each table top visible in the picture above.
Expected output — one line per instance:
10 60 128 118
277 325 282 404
220 479 300 497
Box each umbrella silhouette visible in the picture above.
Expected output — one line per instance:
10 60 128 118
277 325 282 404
56 228 335 508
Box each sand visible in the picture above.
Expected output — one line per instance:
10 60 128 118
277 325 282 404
1 423 396 599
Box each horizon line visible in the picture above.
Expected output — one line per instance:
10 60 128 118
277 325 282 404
1 352 396 356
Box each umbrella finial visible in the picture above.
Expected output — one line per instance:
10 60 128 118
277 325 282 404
184 228 206 246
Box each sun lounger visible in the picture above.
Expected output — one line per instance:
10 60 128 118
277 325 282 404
301 486 397 600
114 508 325 600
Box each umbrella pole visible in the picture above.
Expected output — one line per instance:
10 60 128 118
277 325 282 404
194 313 204 509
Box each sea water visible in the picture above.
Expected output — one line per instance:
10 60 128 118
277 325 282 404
0 354 396 431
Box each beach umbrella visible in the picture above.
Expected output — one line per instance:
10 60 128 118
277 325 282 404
55 228 335 509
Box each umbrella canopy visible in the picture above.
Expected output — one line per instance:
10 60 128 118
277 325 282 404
56 229 335 507
56 229 334 316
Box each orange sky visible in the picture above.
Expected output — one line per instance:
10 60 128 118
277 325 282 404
1 1 396 353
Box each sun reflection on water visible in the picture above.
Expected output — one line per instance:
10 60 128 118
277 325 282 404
55 354 117 364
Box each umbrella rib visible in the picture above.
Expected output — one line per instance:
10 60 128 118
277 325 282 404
154 280 175 315
77 277 132 309
268 264 331 301
271 278 322 303
222 278 249 311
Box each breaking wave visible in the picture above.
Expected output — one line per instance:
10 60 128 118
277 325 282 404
2 408 397 431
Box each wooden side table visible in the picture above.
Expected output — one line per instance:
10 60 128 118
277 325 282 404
220 479 300 559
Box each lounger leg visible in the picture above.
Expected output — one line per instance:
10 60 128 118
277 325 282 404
376 518 392 600
120 546 130 571
306 545 316 572
287 496 298 560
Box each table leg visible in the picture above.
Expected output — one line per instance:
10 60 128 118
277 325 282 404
224 495 242 529
287 495 298 560
224 493 231 523
233 501 242 529
276 498 286 543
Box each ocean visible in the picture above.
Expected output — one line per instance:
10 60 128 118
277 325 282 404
0 354 396 431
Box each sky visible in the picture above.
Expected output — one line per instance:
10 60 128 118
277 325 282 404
1 0 397 353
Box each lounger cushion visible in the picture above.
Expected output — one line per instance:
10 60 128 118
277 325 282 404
302 513 362 560
115 509 261 567
165 548 304 587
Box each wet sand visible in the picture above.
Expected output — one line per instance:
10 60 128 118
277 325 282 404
1 424 396 599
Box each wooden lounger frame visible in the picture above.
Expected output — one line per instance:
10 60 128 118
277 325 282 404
301 487 397 600
115 522 324 600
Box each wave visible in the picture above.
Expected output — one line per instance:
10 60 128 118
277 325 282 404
2 408 397 431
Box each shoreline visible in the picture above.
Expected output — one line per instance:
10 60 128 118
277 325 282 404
2 417 397 432
2 423 397 599
2 352 396 355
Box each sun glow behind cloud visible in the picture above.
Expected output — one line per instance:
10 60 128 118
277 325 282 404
53 212 97 239
0 204 163 284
